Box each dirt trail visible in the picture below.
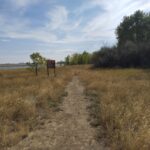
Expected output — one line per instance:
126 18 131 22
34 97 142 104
8 76 107 150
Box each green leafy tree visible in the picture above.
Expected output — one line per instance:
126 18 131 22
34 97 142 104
72 53 80 65
64 51 91 65
116 10 150 46
65 55 70 65
27 52 46 70
30 52 46 65
82 51 90 64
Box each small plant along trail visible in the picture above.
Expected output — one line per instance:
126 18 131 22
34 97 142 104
9 76 106 150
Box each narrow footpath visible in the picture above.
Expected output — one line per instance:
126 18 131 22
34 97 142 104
9 77 108 150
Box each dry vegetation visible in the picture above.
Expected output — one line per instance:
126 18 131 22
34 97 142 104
76 66 150 150
0 67 73 148
0 66 150 150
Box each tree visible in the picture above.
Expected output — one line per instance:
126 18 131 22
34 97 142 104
71 53 79 65
92 46 119 67
64 51 92 65
65 55 70 65
116 10 150 46
27 52 46 70
30 52 46 65
82 51 91 64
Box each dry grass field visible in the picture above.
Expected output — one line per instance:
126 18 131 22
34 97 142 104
76 66 150 150
0 67 73 148
0 66 150 150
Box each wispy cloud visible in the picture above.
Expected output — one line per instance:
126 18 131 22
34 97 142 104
0 0 150 63
47 6 68 30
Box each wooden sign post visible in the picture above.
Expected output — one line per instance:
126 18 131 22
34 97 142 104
35 63 38 76
47 60 56 77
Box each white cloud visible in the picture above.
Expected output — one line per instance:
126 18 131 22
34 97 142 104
47 6 68 30
46 6 81 32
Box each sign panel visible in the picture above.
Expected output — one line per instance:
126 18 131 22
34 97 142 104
47 59 56 77
47 60 56 68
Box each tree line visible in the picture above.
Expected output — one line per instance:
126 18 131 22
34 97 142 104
65 10 150 68
65 51 92 65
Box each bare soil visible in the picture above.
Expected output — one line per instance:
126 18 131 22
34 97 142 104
8 76 108 150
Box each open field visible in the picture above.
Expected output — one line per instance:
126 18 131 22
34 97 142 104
0 66 150 150
76 66 150 150
0 67 73 148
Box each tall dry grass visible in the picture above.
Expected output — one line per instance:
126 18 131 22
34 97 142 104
77 66 150 150
0 67 73 148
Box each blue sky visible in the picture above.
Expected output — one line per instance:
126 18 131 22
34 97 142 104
0 0 150 63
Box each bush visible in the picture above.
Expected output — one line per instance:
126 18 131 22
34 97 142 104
92 42 150 68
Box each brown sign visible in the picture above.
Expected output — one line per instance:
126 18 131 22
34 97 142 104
47 60 56 68
47 59 56 76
